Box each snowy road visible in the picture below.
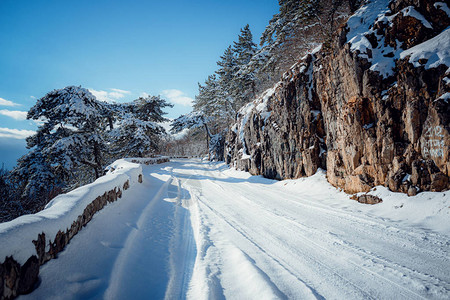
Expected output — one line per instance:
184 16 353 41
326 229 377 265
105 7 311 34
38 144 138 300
22 159 450 300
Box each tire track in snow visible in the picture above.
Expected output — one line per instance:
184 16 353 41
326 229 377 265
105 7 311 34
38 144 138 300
163 160 449 299
222 181 449 298
224 185 436 299
193 168 446 299
212 176 450 276
187 185 326 300
164 177 196 300
104 174 174 300
229 181 450 290
225 179 448 261
178 169 289 300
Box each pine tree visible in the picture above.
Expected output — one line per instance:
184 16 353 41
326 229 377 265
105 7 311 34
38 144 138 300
215 46 240 117
130 95 173 123
234 24 257 66
171 111 214 159
256 0 353 87
216 46 238 90
0 164 8 203
232 24 258 109
109 95 172 158
9 148 60 212
195 75 234 124
26 86 109 181
260 0 322 48
4 87 175 220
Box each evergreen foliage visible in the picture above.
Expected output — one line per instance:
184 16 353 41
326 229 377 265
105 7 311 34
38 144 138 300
171 0 362 161
1 86 171 222
109 96 172 158
26 86 109 181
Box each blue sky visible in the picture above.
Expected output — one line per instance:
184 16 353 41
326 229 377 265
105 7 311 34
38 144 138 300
0 0 279 169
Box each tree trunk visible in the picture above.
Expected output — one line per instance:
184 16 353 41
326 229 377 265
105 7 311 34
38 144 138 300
108 117 114 130
204 123 211 160
93 142 103 179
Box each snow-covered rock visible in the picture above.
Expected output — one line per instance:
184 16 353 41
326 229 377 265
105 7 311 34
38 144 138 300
226 0 450 194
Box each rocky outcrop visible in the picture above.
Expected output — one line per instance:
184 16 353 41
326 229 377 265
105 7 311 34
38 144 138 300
226 0 449 195
227 54 326 179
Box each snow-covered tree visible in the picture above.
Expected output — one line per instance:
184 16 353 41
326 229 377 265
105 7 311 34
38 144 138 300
168 1 359 161
215 45 238 112
261 0 322 48
257 0 352 86
195 75 235 125
171 112 211 157
171 111 211 136
9 148 61 212
109 117 162 158
0 164 21 222
232 24 258 109
128 95 173 123
216 46 238 87
171 111 226 161
234 24 258 66
0 165 8 203
26 86 109 181
108 95 172 158
213 25 259 115
3 87 175 220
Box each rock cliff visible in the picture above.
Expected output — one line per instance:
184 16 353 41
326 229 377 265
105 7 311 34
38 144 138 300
225 0 450 195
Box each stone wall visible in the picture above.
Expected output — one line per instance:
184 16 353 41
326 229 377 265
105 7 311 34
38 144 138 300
130 157 170 165
0 179 134 300
0 155 173 299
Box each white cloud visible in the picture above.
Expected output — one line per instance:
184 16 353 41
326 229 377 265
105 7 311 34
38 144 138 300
89 88 131 103
140 92 150 98
110 88 131 94
30 96 36 99
0 110 28 120
89 89 109 102
161 89 194 106
0 127 35 139
0 97 20 107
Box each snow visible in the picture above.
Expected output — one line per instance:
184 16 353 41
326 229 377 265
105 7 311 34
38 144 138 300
346 1 446 78
347 0 391 52
125 156 169 165
255 87 276 113
311 44 322 55
436 92 450 102
357 185 450 235
400 6 433 29
435 2 450 17
400 28 450 69
346 0 401 78
17 159 450 300
238 103 254 159
236 86 278 159
0 159 142 265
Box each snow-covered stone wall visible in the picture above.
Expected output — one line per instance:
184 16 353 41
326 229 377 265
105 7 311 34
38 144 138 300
0 157 168 299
